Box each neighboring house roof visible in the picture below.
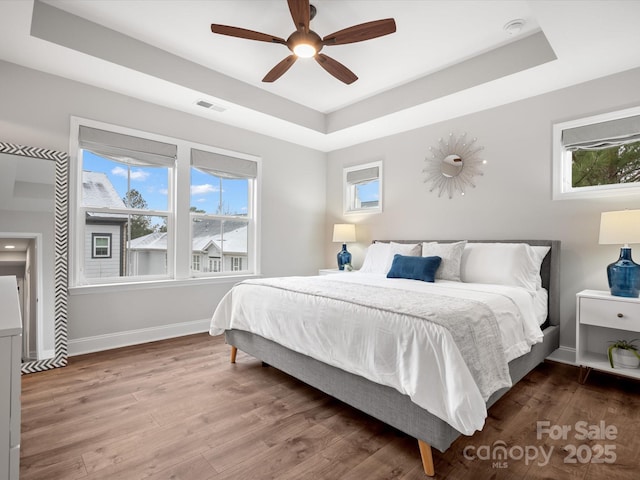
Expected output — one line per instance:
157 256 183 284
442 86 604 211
126 232 167 251
83 171 128 223
129 221 247 255
190 219 245 253
216 224 247 254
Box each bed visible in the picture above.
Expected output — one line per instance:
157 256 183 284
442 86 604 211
209 239 560 476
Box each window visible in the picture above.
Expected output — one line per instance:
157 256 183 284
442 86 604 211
231 256 243 271
192 254 201 271
70 118 259 286
92 234 111 258
344 161 382 214
189 149 254 275
76 125 173 282
553 106 640 199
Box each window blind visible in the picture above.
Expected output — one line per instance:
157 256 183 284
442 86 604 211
191 148 257 179
562 114 640 151
346 166 379 185
78 125 177 166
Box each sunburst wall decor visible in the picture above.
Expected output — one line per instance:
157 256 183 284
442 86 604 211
423 132 486 199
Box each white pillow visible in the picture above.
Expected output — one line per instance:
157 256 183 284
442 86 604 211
360 242 420 274
460 243 541 292
421 241 467 281
531 245 551 290
360 242 391 273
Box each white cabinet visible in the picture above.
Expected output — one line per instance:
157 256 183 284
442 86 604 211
0 276 21 480
576 289 640 382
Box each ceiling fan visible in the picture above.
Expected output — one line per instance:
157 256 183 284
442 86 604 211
211 0 396 84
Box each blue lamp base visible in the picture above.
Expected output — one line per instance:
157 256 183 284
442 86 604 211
336 243 352 270
607 247 640 297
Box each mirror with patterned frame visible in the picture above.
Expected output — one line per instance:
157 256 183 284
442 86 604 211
0 142 68 373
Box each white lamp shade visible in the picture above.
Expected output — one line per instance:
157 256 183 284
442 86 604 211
333 224 356 243
599 209 640 245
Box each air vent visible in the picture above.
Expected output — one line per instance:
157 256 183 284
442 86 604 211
504 19 525 35
196 100 226 112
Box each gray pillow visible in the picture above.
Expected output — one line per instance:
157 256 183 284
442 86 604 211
421 241 467 281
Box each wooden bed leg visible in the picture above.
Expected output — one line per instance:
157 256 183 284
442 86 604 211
578 365 591 384
230 346 237 364
418 440 435 477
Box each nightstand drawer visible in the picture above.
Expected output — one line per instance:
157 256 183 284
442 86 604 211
579 297 640 332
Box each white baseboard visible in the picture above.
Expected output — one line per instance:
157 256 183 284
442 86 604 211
68 319 211 356
26 349 55 361
547 346 577 366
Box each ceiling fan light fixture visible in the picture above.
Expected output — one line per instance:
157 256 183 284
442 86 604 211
293 42 316 58
210 1 396 83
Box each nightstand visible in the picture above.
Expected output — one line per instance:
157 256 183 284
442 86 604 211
318 268 341 275
318 268 357 275
576 289 640 383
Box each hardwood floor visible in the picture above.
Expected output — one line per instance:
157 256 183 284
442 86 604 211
20 333 640 479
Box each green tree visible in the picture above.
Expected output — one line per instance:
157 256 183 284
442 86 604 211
123 189 154 239
572 142 640 187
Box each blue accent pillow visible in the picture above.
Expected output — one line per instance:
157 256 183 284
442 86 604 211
386 254 442 282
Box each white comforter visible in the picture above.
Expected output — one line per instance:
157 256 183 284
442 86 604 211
209 272 544 435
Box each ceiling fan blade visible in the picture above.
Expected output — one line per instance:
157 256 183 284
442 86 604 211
314 53 358 84
211 24 286 44
323 18 396 46
263 55 298 82
287 0 310 33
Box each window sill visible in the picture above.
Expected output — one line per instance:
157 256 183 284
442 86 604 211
343 208 382 216
553 184 640 200
69 274 261 296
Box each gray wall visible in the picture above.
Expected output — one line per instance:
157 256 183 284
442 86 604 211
5 55 640 356
0 60 326 351
326 66 640 352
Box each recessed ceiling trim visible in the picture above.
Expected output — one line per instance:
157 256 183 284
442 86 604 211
326 30 556 133
30 0 555 139
13 1 640 153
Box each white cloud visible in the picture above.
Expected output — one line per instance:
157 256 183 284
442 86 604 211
191 183 219 195
111 166 150 181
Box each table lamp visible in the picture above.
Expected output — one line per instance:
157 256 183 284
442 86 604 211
599 209 640 297
332 224 356 270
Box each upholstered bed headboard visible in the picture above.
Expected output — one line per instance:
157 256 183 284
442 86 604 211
374 240 561 327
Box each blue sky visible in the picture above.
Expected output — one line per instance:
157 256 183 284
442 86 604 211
83 151 248 214
357 181 379 203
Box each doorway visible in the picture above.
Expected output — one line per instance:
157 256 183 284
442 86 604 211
0 233 43 361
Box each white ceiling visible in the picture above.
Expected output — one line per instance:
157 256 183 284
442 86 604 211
0 238 30 256
1 0 640 152
0 152 55 213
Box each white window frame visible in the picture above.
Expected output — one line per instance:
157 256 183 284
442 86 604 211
68 116 261 288
553 105 640 200
343 161 383 215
